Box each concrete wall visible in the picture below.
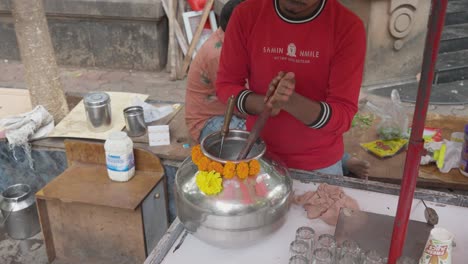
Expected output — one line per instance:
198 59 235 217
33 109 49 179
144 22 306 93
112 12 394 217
340 0 430 88
363 0 430 88
0 0 168 71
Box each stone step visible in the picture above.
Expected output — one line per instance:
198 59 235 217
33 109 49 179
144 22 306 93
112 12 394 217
447 0 468 14
440 23 468 53
435 49 468 83
446 0 468 25
369 80 468 105
437 49 468 71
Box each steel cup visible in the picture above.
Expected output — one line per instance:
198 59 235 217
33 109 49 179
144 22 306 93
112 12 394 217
124 106 146 137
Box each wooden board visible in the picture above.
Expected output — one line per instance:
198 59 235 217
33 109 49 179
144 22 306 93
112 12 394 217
36 140 164 210
145 106 192 161
344 113 468 189
48 92 148 140
41 199 146 264
36 164 162 210
0 88 32 121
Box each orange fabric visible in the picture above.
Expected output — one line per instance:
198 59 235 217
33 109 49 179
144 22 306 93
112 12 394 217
185 29 227 142
294 183 360 226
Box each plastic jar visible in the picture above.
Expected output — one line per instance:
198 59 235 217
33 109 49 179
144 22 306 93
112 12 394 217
460 124 468 177
104 131 135 182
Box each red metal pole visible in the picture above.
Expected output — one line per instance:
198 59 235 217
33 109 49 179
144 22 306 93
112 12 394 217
387 0 448 263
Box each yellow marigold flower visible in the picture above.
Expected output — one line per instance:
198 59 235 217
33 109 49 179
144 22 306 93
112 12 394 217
191 145 203 166
208 161 224 174
223 162 236 179
196 171 223 195
237 162 249 179
197 156 211 171
249 159 261 177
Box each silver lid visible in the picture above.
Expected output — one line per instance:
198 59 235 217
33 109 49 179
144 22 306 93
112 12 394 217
84 92 110 107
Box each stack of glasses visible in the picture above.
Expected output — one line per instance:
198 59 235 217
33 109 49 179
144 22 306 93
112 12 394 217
289 227 417 264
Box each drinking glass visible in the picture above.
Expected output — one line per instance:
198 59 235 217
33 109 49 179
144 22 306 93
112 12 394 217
290 240 309 258
363 250 384 264
312 248 333 264
338 253 358 264
296 226 315 249
317 234 336 258
338 239 360 261
289 255 309 264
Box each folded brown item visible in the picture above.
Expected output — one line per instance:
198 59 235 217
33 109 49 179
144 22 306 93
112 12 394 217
293 183 360 225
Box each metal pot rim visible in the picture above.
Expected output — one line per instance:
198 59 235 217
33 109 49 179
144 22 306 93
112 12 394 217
1 184 31 202
200 130 266 164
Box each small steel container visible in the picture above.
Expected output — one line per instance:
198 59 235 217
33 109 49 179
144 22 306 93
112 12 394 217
83 92 112 132
124 106 146 137
0 184 41 240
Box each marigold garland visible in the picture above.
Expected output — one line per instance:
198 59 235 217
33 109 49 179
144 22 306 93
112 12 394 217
208 161 224 174
236 162 249 179
191 145 203 166
223 162 236 179
198 156 211 171
190 145 261 180
196 171 223 195
249 159 261 177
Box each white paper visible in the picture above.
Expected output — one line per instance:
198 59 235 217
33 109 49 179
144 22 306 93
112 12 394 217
131 97 176 123
148 125 170 146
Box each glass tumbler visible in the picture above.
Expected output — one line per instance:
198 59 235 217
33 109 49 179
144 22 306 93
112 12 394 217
290 240 309 259
338 253 358 264
296 226 315 250
363 250 384 264
317 234 337 258
338 239 360 261
289 255 309 264
312 248 333 264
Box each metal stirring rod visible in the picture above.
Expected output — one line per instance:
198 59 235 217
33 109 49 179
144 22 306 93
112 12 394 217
219 96 236 157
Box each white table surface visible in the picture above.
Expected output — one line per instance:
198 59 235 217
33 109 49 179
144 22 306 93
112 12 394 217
162 180 467 264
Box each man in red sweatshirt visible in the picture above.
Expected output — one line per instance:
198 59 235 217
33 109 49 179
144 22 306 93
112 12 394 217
216 0 366 175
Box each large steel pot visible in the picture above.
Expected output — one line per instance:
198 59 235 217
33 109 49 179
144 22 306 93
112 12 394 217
175 130 293 248
0 184 41 239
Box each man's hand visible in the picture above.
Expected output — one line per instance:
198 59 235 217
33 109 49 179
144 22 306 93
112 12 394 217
266 72 295 116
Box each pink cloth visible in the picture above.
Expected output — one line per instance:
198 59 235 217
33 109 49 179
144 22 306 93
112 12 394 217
294 183 360 226
185 29 227 142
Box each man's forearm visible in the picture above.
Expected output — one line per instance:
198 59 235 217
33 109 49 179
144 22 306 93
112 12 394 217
242 92 265 115
239 90 323 127
284 93 322 125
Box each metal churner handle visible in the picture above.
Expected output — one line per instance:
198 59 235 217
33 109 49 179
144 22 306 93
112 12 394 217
1 197 18 225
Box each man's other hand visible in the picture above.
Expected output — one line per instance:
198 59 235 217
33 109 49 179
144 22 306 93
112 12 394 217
267 72 295 116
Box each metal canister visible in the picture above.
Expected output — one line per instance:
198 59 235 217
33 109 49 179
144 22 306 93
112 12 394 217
83 92 112 132
123 106 147 137
0 184 41 239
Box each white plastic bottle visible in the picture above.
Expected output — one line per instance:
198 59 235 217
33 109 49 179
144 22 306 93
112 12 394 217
104 131 135 182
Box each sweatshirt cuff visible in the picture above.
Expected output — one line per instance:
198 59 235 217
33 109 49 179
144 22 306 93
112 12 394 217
236 89 253 115
308 102 332 129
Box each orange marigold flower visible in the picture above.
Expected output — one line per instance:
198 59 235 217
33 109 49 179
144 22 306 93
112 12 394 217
197 156 211 171
208 161 224 174
249 159 261 177
191 145 203 166
237 162 249 179
223 162 236 179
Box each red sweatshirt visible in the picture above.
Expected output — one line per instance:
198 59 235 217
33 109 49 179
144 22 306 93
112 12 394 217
216 0 366 170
